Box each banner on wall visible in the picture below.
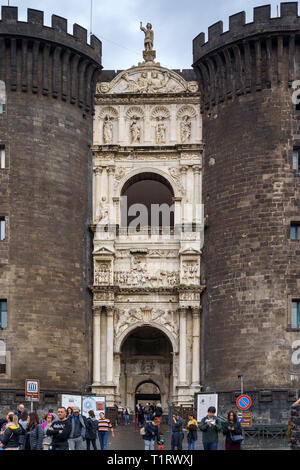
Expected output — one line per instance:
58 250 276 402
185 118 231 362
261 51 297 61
82 396 106 419
196 393 218 422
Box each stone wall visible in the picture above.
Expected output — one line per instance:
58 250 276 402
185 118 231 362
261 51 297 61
0 7 101 392
193 3 300 395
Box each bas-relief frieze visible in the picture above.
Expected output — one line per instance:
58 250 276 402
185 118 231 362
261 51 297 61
114 307 179 338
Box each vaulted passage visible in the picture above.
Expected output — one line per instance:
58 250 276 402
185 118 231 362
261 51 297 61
119 326 173 410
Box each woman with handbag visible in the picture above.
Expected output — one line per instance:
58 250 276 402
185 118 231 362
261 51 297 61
223 410 243 450
186 414 198 450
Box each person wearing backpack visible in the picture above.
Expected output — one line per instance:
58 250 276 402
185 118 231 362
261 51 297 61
27 412 44 450
0 413 21 450
222 410 243 450
187 414 198 450
85 410 98 450
18 410 29 450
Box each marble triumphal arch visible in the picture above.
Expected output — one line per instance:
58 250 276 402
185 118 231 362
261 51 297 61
90 29 204 408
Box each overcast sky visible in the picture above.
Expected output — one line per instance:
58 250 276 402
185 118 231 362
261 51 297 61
8 0 289 70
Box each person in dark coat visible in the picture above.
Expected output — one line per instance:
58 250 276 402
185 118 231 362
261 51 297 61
143 417 160 450
0 413 21 450
13 404 24 421
171 413 184 450
186 414 198 450
222 410 243 450
27 412 44 450
85 410 98 450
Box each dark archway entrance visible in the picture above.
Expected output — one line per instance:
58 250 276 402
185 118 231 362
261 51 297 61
135 380 161 406
119 326 173 410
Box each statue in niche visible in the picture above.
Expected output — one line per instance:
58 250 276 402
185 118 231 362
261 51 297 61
180 115 192 143
140 22 154 52
130 117 141 144
97 196 109 223
155 117 166 144
103 116 113 144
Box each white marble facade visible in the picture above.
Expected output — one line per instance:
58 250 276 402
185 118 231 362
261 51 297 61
91 55 204 409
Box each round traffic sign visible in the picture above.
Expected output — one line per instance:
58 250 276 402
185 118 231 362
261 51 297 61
236 395 252 410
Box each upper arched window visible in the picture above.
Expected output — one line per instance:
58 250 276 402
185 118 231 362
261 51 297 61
121 172 174 229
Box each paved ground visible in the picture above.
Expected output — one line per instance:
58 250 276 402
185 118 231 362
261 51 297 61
91 423 290 451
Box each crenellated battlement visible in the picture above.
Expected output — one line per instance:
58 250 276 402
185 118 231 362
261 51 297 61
193 2 300 110
193 2 300 62
0 6 102 113
0 6 101 63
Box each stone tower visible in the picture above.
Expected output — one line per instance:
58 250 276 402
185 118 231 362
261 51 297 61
0 6 101 396
193 2 300 420
91 34 203 408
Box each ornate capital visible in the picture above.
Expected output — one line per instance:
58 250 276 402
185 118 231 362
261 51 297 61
180 166 188 174
93 167 102 175
92 306 102 315
193 165 201 174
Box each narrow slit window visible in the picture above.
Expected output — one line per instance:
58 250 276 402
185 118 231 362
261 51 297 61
292 300 300 329
0 217 5 241
291 223 300 241
293 149 300 171
0 148 4 169
0 340 6 374
0 300 7 329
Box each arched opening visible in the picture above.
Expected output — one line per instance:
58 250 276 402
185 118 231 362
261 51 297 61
119 326 173 411
121 172 174 229
135 380 161 406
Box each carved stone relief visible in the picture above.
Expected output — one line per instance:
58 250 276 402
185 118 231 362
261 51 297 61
94 261 111 285
114 307 179 338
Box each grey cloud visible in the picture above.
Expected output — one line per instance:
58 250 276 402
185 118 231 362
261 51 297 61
10 0 291 70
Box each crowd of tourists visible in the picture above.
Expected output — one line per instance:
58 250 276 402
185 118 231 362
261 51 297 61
0 402 244 450
137 403 243 451
0 403 114 450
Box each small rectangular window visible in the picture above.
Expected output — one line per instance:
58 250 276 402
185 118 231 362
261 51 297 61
0 300 7 329
291 223 300 241
293 149 300 171
292 300 300 329
0 218 5 241
0 148 5 169
0 339 6 374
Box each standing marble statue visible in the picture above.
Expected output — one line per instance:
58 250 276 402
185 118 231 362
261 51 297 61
130 117 141 143
180 115 192 143
140 22 154 51
103 116 113 144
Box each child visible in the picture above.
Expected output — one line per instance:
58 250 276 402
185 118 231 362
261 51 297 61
157 432 165 450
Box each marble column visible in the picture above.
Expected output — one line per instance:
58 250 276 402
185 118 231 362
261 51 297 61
107 166 115 224
93 307 101 384
94 167 102 221
179 308 187 385
106 307 114 384
193 165 201 222
192 307 201 385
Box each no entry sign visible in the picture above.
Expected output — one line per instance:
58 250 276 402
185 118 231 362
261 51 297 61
236 394 252 411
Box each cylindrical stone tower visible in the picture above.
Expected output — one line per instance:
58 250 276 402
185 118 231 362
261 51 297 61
193 2 300 419
0 6 101 397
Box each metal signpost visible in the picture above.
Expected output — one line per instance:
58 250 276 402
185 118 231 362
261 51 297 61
25 379 40 412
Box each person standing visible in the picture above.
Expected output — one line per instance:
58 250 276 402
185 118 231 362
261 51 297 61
14 404 24 421
144 403 151 423
66 407 73 420
123 407 130 425
27 412 44 450
187 414 198 451
98 412 114 450
143 417 160 450
68 406 86 450
223 410 243 450
41 414 55 450
46 407 72 450
85 410 98 451
18 410 29 450
171 413 184 450
0 413 21 450
154 403 163 427
200 406 222 450
137 404 144 428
